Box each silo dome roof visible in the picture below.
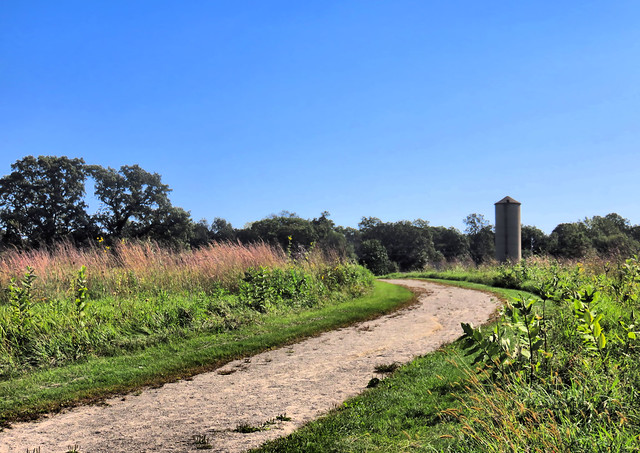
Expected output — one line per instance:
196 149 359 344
495 196 521 205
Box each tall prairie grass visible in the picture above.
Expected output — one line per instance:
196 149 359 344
0 241 373 376
0 240 288 303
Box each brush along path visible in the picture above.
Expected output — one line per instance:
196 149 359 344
0 280 499 453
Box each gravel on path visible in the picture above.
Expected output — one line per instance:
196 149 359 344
0 279 500 453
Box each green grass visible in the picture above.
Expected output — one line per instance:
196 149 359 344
0 280 413 426
0 261 374 376
253 278 537 452
256 263 640 452
255 347 469 452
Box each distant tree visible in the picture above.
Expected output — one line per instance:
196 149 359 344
359 239 397 275
584 213 638 256
335 225 360 260
463 213 490 236
521 225 549 257
145 205 193 247
244 212 317 252
464 213 495 265
311 211 348 254
548 222 592 259
430 226 470 261
210 217 237 242
0 155 93 247
358 217 436 271
90 164 176 239
190 219 211 248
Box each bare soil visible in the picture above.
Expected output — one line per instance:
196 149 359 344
0 280 500 453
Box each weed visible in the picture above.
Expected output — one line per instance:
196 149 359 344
374 362 399 373
235 423 262 433
366 377 380 388
73 265 88 323
192 434 213 450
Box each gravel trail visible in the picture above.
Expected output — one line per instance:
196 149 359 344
0 280 499 453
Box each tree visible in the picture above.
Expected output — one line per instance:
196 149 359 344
358 217 437 271
144 205 193 247
210 217 237 243
0 156 93 247
190 219 212 248
584 213 638 257
548 222 592 259
243 213 318 252
90 164 174 239
311 211 348 254
359 239 397 275
521 225 549 257
431 226 470 261
464 213 495 265
335 226 360 260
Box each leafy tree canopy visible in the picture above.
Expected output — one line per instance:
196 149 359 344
0 155 92 247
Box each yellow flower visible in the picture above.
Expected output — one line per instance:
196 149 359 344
288 236 292 241
97 236 104 243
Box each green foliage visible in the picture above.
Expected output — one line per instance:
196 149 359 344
0 156 92 247
6 267 37 343
358 217 437 271
239 266 316 312
452 258 640 451
89 164 193 246
0 259 373 376
239 263 373 312
463 213 495 265
461 296 551 382
549 222 592 258
521 224 549 257
73 265 88 321
358 239 397 275
430 226 469 261
569 287 608 358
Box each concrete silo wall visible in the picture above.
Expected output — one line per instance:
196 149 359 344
495 197 521 262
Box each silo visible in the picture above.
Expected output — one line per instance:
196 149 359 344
495 196 521 262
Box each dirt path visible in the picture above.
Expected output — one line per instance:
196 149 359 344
0 280 500 453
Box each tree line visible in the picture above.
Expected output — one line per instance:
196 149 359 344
2 156 640 274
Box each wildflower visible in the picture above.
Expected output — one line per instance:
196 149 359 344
97 236 104 243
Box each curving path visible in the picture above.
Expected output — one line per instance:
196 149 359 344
0 280 500 453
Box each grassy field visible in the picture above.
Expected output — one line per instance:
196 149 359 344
256 257 640 452
253 280 535 452
4 246 640 451
0 241 418 426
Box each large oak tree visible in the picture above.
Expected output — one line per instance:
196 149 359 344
0 156 93 247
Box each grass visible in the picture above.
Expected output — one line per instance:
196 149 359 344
0 240 288 301
0 280 413 425
252 279 536 452
0 241 375 376
256 257 640 452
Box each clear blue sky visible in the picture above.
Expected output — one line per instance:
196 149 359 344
2 1 639 233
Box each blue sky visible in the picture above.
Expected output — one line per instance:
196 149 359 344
2 1 639 233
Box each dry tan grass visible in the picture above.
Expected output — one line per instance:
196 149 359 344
0 240 290 302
